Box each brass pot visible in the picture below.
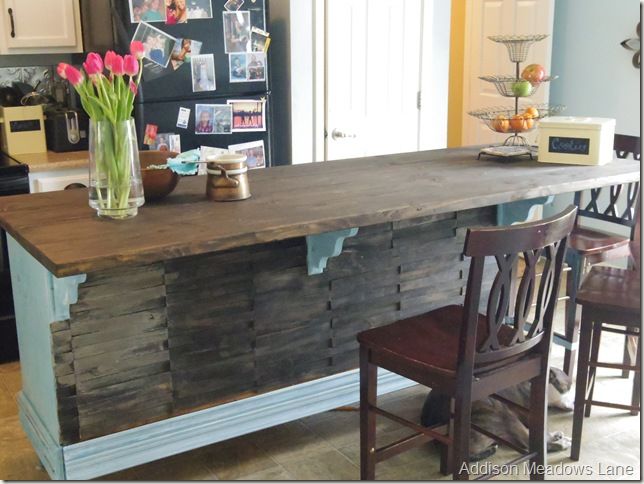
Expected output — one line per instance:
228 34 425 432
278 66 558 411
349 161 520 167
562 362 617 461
206 154 251 201
140 151 180 202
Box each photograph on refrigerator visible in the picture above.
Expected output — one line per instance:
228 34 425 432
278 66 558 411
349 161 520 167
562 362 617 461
213 105 233 134
223 11 251 53
224 0 244 12
251 27 271 52
171 38 203 70
228 99 266 132
191 54 217 92
165 0 188 24
186 0 213 19
229 53 247 82
129 0 167 22
228 140 266 169
133 21 177 67
247 53 266 81
195 104 216 134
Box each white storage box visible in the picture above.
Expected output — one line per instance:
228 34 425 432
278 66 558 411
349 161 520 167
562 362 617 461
538 116 616 166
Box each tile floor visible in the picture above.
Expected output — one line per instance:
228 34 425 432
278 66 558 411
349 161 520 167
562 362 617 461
0 326 640 480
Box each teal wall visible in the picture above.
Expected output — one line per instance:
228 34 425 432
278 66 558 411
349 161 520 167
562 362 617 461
550 0 640 136
546 0 640 234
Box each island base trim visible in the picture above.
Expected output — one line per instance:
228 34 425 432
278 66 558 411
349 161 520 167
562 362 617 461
22 368 415 480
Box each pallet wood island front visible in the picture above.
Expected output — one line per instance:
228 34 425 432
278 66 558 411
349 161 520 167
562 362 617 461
0 147 638 479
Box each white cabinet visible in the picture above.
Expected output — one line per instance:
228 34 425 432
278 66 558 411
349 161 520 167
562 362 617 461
29 168 88 193
0 0 83 54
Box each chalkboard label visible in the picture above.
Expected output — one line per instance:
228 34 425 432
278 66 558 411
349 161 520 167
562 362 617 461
9 119 41 133
548 136 590 155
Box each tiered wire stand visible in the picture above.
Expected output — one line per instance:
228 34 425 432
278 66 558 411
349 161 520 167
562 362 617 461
469 34 565 160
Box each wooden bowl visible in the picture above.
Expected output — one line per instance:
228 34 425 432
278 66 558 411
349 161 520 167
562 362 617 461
140 151 180 202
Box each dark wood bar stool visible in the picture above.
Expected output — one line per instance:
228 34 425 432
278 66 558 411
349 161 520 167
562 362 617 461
357 207 577 480
570 264 641 461
562 134 641 378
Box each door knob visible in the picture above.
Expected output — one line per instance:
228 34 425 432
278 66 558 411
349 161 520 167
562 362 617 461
331 129 357 141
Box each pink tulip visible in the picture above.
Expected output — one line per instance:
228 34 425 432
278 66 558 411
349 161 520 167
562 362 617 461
83 52 103 76
123 55 139 76
104 50 117 71
57 63 68 79
129 79 138 96
64 65 84 87
130 41 145 59
111 54 125 76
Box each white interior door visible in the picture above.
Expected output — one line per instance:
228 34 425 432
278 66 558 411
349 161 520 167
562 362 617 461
325 0 424 161
462 0 555 146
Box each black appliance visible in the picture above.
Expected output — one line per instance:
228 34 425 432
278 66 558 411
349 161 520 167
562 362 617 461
45 109 90 152
0 153 29 362
106 0 273 165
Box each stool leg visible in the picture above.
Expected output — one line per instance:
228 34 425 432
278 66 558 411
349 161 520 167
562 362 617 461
529 373 547 480
452 395 471 480
585 322 602 418
630 335 641 416
564 252 583 377
571 310 593 461
622 334 637 378
360 346 377 480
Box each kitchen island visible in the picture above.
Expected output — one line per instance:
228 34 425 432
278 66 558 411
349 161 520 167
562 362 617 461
0 146 639 479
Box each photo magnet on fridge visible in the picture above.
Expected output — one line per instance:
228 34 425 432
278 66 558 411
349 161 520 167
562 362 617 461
171 38 203 70
223 11 251 53
228 53 247 83
186 0 213 19
227 99 266 132
228 140 266 169
191 54 217 92
150 132 173 151
132 22 178 68
130 0 167 22
229 53 265 83
251 27 271 52
165 0 187 24
144 124 159 145
177 107 191 129
212 105 233 134
195 104 216 134
169 134 182 153
224 0 244 11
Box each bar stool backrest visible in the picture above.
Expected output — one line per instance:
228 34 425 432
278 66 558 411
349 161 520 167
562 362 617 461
459 206 577 369
574 134 641 238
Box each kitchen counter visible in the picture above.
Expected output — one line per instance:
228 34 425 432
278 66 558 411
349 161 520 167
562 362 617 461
7 150 88 172
0 146 639 480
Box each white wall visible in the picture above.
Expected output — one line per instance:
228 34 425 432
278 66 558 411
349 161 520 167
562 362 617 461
545 0 641 234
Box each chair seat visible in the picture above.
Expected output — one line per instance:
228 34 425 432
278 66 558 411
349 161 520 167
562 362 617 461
357 305 515 374
576 266 640 314
569 227 630 256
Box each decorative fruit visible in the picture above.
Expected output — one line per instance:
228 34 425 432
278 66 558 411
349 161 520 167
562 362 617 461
492 115 510 133
521 64 546 84
509 114 527 132
511 79 532 97
523 106 540 119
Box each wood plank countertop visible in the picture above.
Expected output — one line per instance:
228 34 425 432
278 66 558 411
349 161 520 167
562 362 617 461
0 146 639 277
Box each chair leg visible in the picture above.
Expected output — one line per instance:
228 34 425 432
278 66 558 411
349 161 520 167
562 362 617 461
528 374 548 480
359 346 377 480
440 401 455 476
571 310 594 461
585 322 602 418
564 252 583 377
451 395 471 480
630 334 641 416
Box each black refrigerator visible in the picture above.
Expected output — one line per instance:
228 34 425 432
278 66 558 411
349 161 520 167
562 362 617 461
109 0 273 167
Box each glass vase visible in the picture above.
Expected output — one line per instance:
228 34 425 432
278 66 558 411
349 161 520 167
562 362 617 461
89 119 144 219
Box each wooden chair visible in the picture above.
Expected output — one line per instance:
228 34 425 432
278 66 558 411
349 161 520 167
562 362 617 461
357 206 577 480
562 134 641 378
570 264 641 461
